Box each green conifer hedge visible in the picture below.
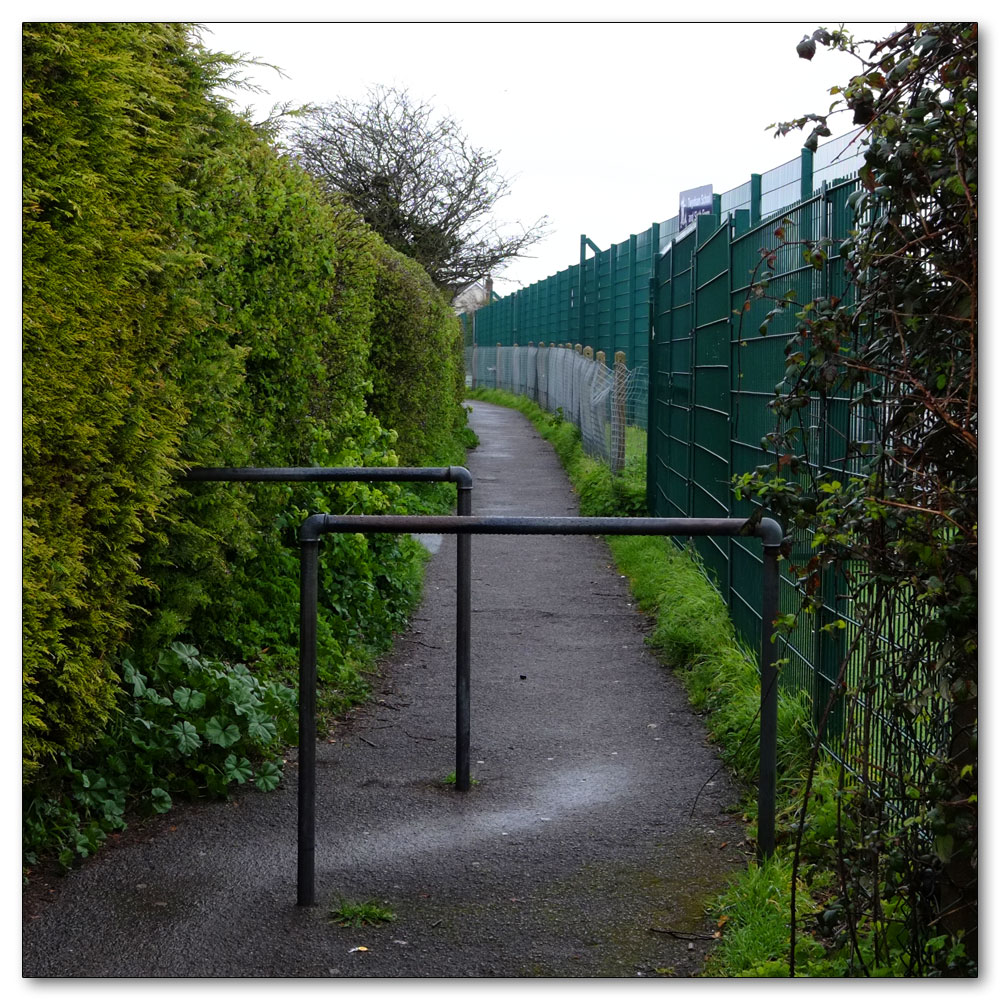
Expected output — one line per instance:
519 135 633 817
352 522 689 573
23 22 466 788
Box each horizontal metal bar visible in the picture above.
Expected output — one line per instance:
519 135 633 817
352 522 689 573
183 465 473 487
302 513 783 547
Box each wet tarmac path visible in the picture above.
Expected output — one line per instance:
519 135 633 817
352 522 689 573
23 400 749 978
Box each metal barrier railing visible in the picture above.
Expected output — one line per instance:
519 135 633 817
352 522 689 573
296 512 783 906
183 466 782 905
182 464 475 903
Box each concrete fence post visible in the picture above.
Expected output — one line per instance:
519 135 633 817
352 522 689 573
538 342 547 410
596 352 608 463
568 344 579 430
495 342 502 391
512 342 519 397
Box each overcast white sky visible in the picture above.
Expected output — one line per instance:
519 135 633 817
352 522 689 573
200 17 902 291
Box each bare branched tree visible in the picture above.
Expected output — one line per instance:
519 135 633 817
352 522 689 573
286 85 548 290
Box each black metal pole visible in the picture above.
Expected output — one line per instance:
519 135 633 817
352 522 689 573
293 508 782 905
757 540 781 860
183 467 479 907
308 514 779 539
297 536 319 906
185 465 471 485
455 482 473 792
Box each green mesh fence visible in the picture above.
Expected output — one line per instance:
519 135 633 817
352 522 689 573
457 140 931 773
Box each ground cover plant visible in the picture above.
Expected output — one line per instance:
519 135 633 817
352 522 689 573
329 899 397 928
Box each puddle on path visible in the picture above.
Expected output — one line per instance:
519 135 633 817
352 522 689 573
410 533 443 554
317 762 632 868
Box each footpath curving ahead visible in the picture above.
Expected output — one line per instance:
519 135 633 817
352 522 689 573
23 400 749 978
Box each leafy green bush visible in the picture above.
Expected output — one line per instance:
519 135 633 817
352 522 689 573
23 21 472 859
22 22 222 777
367 243 467 465
23 642 296 869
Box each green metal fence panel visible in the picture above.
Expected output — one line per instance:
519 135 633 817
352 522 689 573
641 179 871 746
458 139 938 786
648 228 696 519
690 214 734 595
613 237 631 357
729 194 825 700
595 246 613 354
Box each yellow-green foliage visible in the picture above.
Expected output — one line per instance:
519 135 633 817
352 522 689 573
22 23 467 783
23 23 212 777
367 244 466 465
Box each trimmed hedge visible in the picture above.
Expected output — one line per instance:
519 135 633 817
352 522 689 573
23 22 467 788
23 23 213 777
367 244 466 466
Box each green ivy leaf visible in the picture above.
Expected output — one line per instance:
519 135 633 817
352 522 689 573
170 642 201 666
173 686 206 712
934 833 954 862
150 787 172 814
204 716 241 748
223 754 252 784
123 661 147 698
171 720 201 754
254 760 282 792
226 677 260 716
247 714 277 745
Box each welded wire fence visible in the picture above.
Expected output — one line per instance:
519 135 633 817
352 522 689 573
458 134 866 386
461 166 944 811
458 132 949 798
466 342 645 468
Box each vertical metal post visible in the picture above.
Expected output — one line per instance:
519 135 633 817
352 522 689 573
757 540 781 859
628 234 637 375
455 482 473 792
609 242 618 361
297 536 319 906
800 146 815 203
646 274 657 516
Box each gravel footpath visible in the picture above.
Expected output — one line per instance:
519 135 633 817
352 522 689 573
22 400 749 979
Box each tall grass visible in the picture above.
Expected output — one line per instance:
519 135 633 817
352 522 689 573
466 388 848 977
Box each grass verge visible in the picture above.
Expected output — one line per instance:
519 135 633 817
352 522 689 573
465 388 840 977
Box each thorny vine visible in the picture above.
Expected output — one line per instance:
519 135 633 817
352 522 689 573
736 23 977 976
